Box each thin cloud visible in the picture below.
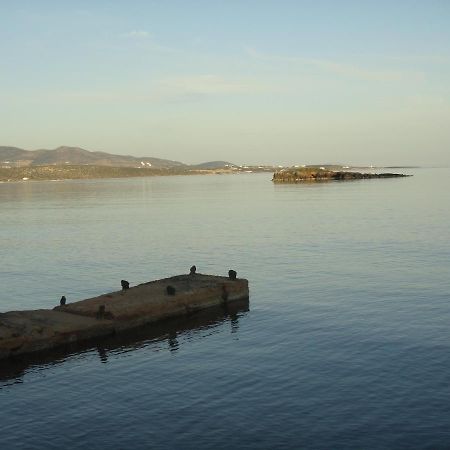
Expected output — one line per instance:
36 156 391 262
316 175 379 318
47 75 273 105
119 30 173 52
384 54 450 64
121 30 150 39
157 75 266 96
245 47 424 83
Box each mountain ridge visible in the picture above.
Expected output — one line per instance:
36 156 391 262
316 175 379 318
0 146 233 169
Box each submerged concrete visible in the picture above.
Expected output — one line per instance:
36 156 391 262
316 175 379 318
0 273 249 360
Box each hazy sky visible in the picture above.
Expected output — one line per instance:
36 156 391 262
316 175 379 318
1 1 449 166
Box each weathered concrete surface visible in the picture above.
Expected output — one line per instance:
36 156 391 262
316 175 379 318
0 273 249 360
0 310 114 360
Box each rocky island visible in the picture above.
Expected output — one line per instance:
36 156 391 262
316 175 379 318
272 167 411 183
0 272 249 360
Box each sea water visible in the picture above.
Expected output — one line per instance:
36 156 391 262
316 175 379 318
1 169 449 449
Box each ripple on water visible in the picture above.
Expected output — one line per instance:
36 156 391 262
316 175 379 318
1 171 450 449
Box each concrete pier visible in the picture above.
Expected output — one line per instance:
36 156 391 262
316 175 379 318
0 273 249 360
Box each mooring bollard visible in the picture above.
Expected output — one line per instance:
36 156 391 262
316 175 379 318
121 280 130 290
60 295 66 306
190 265 196 275
228 270 237 280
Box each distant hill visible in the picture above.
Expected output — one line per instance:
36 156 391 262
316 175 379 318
0 146 31 160
0 146 287 182
0 146 188 169
189 161 236 169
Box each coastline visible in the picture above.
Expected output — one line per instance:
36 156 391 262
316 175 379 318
0 165 238 183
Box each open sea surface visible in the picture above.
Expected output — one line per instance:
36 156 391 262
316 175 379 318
1 169 449 449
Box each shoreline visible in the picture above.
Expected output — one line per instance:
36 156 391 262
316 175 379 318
0 164 275 183
0 165 232 183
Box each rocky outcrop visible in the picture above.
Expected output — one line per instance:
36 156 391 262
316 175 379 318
272 168 411 183
0 273 249 360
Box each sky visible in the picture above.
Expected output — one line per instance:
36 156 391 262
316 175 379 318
1 0 449 166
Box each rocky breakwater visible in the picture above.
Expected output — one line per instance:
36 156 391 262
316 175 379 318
272 168 411 183
0 272 249 360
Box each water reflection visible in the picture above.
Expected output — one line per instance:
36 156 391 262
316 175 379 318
97 346 108 364
0 299 249 384
167 331 179 353
0 175 237 206
230 312 240 334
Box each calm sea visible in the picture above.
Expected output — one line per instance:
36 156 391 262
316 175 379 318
1 169 449 449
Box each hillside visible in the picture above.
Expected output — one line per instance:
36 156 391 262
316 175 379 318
189 161 237 169
0 145 282 182
0 146 187 169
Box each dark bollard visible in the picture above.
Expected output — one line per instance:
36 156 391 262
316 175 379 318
121 280 130 290
96 305 105 320
190 265 196 275
60 295 66 306
228 270 237 280
166 285 176 296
